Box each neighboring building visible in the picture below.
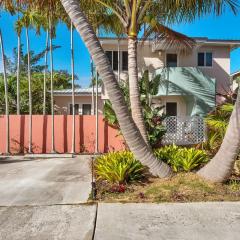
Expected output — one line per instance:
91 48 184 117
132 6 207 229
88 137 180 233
53 88 103 115
100 37 240 117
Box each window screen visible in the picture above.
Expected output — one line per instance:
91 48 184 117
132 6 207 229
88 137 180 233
122 51 128 71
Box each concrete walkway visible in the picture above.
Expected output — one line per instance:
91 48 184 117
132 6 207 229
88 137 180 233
1 158 240 239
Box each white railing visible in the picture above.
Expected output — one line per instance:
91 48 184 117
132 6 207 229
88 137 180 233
162 116 206 145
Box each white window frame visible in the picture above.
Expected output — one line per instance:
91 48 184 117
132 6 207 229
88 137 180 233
197 51 213 68
105 50 128 72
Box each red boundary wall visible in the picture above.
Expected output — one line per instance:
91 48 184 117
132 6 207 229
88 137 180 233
0 115 126 154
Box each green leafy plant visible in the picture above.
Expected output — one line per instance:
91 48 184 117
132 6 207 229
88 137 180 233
204 103 233 154
103 71 166 147
94 151 147 184
155 145 208 172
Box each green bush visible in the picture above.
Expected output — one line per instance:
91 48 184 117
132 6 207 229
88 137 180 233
95 151 147 184
155 145 209 172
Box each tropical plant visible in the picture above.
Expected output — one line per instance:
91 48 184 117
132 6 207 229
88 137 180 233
104 72 166 147
95 151 147 184
155 145 209 172
204 103 234 155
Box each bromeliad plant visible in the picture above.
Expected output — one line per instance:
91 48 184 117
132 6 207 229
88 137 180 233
154 145 209 172
94 151 147 185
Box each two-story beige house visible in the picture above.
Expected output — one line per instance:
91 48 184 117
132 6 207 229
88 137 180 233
100 37 240 117
53 36 240 118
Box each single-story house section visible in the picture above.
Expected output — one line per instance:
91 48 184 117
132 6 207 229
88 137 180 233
53 88 103 115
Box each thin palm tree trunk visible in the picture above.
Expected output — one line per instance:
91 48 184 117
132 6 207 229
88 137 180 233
118 39 120 82
0 29 10 154
198 90 240 182
91 57 95 115
71 22 75 153
26 27 32 153
49 17 55 153
128 37 148 144
60 0 171 177
43 30 49 115
16 33 21 115
95 71 99 153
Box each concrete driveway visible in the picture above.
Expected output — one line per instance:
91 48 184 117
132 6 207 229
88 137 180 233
1 157 240 239
0 156 92 206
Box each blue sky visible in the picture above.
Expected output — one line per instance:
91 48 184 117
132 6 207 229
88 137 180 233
0 9 240 87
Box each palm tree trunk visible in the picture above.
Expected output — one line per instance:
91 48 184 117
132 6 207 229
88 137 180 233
16 33 21 115
128 37 148 144
198 91 240 182
43 30 49 115
26 27 32 153
118 39 120 82
70 22 75 153
95 72 99 153
0 29 10 154
91 57 95 115
49 17 55 153
60 0 171 177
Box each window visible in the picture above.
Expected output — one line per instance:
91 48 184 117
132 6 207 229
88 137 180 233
206 52 213 67
166 102 177 116
105 50 128 71
166 54 177 67
82 104 92 115
122 51 128 71
69 104 79 115
198 52 212 67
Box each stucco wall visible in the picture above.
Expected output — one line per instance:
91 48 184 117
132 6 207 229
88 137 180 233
54 95 103 115
0 115 125 154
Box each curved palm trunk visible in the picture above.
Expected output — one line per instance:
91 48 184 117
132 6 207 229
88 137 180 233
43 30 49 115
70 22 75 153
128 37 148 144
198 91 240 182
49 17 55 153
26 28 32 153
60 0 171 177
0 29 10 154
16 33 21 115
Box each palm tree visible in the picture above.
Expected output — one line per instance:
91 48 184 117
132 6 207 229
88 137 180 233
43 29 49 115
60 0 171 177
15 10 22 115
198 91 240 182
0 29 10 154
70 21 75 153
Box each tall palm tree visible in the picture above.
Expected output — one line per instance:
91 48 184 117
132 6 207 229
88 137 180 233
0 29 10 154
91 57 95 115
70 21 75 153
49 13 56 153
43 29 49 115
15 10 22 115
60 0 171 177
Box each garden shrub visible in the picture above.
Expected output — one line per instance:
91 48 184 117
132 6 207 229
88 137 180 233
94 151 147 184
155 145 209 172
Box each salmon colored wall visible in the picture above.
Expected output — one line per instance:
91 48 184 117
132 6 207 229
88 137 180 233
0 115 125 154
